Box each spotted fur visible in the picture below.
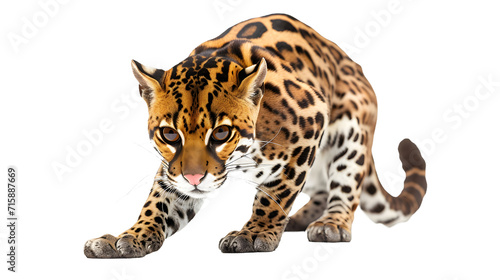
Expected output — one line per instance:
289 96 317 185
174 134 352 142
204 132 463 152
84 14 427 258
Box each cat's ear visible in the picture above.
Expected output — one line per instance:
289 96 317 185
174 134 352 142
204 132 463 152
131 60 165 104
237 58 267 106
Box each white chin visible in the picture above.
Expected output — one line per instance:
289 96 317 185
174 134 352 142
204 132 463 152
186 189 210 199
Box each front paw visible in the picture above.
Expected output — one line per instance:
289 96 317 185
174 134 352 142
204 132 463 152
84 234 146 258
218 230 279 253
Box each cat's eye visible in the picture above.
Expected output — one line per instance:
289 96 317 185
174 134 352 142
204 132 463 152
211 126 231 142
160 127 180 144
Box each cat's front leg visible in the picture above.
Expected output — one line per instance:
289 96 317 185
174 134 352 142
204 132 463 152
84 166 203 258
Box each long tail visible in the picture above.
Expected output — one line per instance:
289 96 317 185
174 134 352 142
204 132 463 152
360 139 427 227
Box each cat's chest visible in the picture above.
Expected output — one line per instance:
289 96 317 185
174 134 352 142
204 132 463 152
225 140 287 187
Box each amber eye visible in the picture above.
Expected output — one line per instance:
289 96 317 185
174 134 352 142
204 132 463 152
211 126 231 142
160 127 180 144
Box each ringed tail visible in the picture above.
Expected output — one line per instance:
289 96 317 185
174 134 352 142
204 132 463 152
360 139 427 227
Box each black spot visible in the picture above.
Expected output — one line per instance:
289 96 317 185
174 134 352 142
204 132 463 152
145 210 152 217
295 171 306 186
281 99 297 124
330 181 340 189
281 127 290 139
334 148 348 162
370 204 385 213
281 64 293 72
337 165 347 171
265 83 281 95
176 209 184 219
297 147 310 166
187 208 196 221
271 19 297 32
285 191 298 209
271 164 281 174
256 209 266 216
347 150 357 160
278 189 291 200
341 186 352 193
260 197 270 206
263 101 285 120
268 210 279 219
308 146 316 166
236 145 249 153
276 41 293 52
356 155 365 165
143 201 151 208
284 166 296 179
353 133 359 142
154 216 164 225
366 184 377 195
304 130 314 139
156 202 169 214
264 179 282 188
166 217 175 228
347 128 354 139
215 60 231 83
355 173 363 189
328 196 342 204
341 65 355 75
338 134 345 148
158 180 170 191
315 112 324 127
265 46 285 59
292 147 302 157
237 22 268 39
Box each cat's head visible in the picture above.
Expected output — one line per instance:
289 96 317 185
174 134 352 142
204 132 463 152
132 56 267 198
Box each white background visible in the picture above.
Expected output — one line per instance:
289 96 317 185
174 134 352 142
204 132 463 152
1 0 499 279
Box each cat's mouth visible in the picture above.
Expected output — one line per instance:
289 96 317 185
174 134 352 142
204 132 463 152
190 188 207 195
172 173 226 199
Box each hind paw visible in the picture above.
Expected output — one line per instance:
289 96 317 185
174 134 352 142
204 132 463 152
306 221 351 242
219 230 279 253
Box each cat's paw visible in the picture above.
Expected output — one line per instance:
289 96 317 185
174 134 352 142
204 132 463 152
219 230 279 253
84 234 146 258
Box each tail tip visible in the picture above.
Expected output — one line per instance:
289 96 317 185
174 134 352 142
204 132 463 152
398 138 426 171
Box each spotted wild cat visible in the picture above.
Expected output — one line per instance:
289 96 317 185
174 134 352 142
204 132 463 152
84 14 427 258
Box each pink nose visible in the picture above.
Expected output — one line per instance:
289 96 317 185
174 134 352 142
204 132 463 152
184 174 204 186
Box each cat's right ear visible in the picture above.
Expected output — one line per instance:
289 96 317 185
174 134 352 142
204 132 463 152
131 60 166 105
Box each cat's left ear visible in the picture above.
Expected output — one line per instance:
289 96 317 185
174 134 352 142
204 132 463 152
237 58 267 106
131 60 166 104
